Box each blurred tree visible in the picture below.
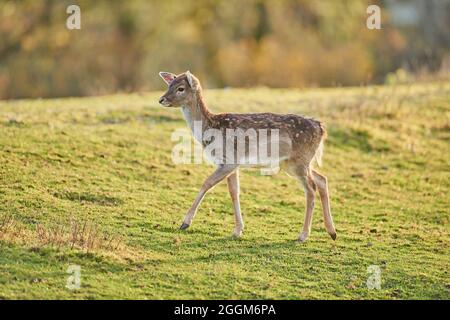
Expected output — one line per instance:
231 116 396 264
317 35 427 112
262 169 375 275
0 0 448 99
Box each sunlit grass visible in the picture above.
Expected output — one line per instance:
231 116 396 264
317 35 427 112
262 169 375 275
0 82 449 299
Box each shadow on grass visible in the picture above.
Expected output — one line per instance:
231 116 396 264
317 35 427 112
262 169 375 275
2 119 27 127
52 191 124 206
0 243 124 271
165 234 324 264
151 225 224 238
327 126 390 153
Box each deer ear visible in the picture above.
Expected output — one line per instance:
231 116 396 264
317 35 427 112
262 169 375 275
159 72 176 86
186 70 195 89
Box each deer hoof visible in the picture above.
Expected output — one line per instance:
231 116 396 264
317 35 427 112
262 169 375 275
297 232 309 243
179 223 190 230
231 229 243 238
330 232 337 241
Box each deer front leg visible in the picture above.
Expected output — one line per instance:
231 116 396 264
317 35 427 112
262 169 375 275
227 170 244 238
180 164 238 230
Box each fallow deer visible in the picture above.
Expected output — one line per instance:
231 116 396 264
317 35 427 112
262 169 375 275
158 71 336 242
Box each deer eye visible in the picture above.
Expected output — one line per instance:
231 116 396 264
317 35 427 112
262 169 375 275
177 87 185 92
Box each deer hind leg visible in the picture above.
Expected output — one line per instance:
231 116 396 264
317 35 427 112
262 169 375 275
180 164 238 230
296 166 316 242
227 169 244 238
312 170 337 240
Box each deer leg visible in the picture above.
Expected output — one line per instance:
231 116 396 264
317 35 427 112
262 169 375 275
297 169 316 242
312 170 336 240
180 164 238 230
227 170 244 238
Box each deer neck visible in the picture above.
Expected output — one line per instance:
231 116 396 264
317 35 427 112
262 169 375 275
181 90 213 143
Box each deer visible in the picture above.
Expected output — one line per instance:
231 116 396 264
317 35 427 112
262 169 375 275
158 71 336 242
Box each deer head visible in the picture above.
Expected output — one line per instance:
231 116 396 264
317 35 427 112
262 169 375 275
158 71 200 107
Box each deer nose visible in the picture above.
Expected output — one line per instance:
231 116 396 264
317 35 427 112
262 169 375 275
159 97 166 104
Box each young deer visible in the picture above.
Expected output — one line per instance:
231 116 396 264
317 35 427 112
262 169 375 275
158 71 336 242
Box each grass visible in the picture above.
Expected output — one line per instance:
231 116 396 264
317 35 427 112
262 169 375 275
0 82 449 299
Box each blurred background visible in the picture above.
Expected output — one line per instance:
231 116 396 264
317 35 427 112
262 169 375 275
0 0 449 99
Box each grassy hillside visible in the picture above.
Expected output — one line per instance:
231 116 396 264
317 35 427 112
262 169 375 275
0 83 449 299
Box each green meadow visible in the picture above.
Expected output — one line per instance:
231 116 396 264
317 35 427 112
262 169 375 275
0 83 449 299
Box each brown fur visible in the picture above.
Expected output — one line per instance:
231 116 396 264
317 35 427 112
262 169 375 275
159 71 336 242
